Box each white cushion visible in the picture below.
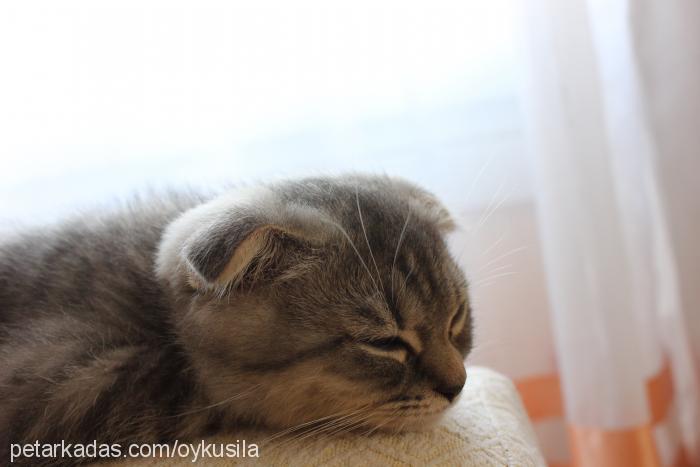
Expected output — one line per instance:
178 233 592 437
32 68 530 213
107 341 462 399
116 366 545 466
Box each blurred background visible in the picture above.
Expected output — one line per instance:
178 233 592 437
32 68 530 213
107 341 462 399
1 1 698 466
0 0 526 227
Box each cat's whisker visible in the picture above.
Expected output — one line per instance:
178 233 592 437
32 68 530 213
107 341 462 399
474 263 513 277
261 405 370 444
391 210 411 304
468 179 506 236
397 416 411 434
325 218 381 295
361 405 403 437
262 415 338 443
172 384 263 417
476 185 512 232
472 271 518 287
473 280 511 289
274 404 373 436
465 153 496 207
299 404 378 438
479 229 507 259
266 407 375 451
398 267 414 300
478 246 527 271
472 268 516 287
311 410 378 442
306 414 366 442
355 187 386 298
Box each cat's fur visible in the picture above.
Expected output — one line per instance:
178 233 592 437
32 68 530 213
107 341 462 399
0 174 472 465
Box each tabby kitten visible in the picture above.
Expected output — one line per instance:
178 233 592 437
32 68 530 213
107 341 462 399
0 174 472 464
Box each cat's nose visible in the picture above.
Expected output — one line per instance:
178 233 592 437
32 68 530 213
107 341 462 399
434 383 464 402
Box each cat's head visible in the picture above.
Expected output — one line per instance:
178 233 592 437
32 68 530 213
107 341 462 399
156 174 472 432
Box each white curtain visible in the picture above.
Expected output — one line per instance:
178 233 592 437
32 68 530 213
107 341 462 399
519 0 700 464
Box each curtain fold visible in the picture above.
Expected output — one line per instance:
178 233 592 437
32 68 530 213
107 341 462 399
519 0 700 464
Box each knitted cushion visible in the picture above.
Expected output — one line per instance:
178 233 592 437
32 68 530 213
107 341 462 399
115 367 545 466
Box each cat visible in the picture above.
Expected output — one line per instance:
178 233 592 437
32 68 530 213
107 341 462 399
0 174 472 465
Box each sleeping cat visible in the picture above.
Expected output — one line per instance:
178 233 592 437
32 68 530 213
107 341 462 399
0 174 472 464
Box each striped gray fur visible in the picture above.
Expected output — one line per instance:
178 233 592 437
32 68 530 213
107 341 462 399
0 174 472 465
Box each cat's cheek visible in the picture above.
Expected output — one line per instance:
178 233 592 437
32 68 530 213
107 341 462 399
244 360 372 429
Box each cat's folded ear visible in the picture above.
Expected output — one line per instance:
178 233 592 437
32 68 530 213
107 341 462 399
156 190 333 291
387 178 456 233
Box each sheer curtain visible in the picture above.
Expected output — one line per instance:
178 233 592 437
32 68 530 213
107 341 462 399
518 0 700 465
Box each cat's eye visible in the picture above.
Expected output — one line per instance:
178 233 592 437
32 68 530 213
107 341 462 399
358 337 412 363
364 337 409 352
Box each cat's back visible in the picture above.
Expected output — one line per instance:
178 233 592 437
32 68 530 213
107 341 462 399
0 190 208 331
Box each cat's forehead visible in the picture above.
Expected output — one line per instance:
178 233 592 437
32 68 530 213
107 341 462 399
358 247 464 328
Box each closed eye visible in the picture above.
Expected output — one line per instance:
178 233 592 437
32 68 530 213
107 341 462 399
358 336 414 362
364 337 410 352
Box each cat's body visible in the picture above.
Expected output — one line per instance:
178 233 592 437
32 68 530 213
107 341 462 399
0 175 472 465
0 192 214 458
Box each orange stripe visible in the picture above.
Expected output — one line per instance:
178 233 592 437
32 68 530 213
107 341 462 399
517 363 674 467
568 424 661 467
515 374 563 420
672 447 692 467
516 361 673 425
548 462 571 467
646 360 673 425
